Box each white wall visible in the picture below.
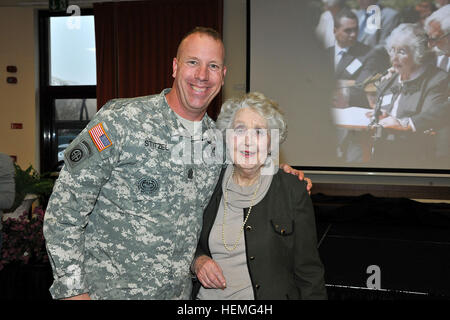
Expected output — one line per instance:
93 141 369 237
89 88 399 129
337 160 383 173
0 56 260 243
223 0 247 101
0 7 38 170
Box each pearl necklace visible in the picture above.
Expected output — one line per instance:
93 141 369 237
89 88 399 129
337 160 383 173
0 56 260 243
222 167 261 252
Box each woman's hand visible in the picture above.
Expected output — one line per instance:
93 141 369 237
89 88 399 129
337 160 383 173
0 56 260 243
366 110 388 119
381 67 396 82
379 116 411 131
194 255 226 289
280 164 312 195
379 116 399 128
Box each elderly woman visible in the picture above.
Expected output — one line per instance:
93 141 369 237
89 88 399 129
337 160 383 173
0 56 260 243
372 23 448 166
190 92 327 300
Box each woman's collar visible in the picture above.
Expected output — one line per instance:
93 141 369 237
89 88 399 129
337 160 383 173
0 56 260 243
398 65 427 84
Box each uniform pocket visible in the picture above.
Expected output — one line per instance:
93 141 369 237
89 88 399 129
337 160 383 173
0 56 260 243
270 219 294 236
106 166 170 223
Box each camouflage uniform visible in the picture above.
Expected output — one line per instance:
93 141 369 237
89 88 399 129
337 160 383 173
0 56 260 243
44 89 223 300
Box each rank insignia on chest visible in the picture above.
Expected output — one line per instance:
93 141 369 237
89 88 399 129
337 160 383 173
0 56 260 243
89 122 112 152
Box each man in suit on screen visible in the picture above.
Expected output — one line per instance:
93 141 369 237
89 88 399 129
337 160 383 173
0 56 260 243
424 4 450 163
328 9 379 108
327 9 380 162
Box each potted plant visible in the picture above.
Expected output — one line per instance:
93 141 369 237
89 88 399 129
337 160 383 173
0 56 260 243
0 207 49 270
3 164 54 220
0 164 54 299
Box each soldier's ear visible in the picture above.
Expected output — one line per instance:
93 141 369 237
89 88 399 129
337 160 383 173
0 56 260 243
221 65 227 86
172 58 178 79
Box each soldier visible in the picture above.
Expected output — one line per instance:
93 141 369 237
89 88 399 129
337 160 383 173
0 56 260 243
43 27 310 300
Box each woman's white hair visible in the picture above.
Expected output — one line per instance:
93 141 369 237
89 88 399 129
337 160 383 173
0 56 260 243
216 91 288 144
385 23 431 65
424 4 450 34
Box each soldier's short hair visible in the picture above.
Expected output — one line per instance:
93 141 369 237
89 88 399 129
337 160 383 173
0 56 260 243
176 27 224 58
181 26 222 42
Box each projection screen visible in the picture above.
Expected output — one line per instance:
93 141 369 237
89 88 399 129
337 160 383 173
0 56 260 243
248 0 449 175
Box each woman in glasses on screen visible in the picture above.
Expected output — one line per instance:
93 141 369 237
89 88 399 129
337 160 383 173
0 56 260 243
190 92 327 300
370 23 448 167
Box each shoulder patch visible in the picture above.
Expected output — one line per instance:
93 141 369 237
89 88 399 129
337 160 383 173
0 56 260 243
89 123 112 152
64 140 93 170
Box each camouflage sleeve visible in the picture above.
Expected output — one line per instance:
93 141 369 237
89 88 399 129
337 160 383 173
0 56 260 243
43 101 125 299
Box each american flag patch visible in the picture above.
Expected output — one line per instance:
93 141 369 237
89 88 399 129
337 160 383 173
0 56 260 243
89 123 112 152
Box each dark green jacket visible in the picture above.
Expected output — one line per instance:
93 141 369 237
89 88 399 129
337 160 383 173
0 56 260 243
377 64 448 133
373 64 449 165
192 169 327 300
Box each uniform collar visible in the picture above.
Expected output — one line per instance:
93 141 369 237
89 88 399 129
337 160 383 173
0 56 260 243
160 88 217 142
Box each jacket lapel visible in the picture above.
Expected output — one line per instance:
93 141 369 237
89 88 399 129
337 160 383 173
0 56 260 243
203 167 226 233
396 69 429 118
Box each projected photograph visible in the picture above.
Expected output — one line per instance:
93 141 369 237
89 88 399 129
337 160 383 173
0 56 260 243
249 0 449 171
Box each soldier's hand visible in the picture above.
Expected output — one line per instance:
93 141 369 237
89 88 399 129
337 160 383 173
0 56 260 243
62 293 91 300
280 164 313 195
194 255 226 290
304 177 312 195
